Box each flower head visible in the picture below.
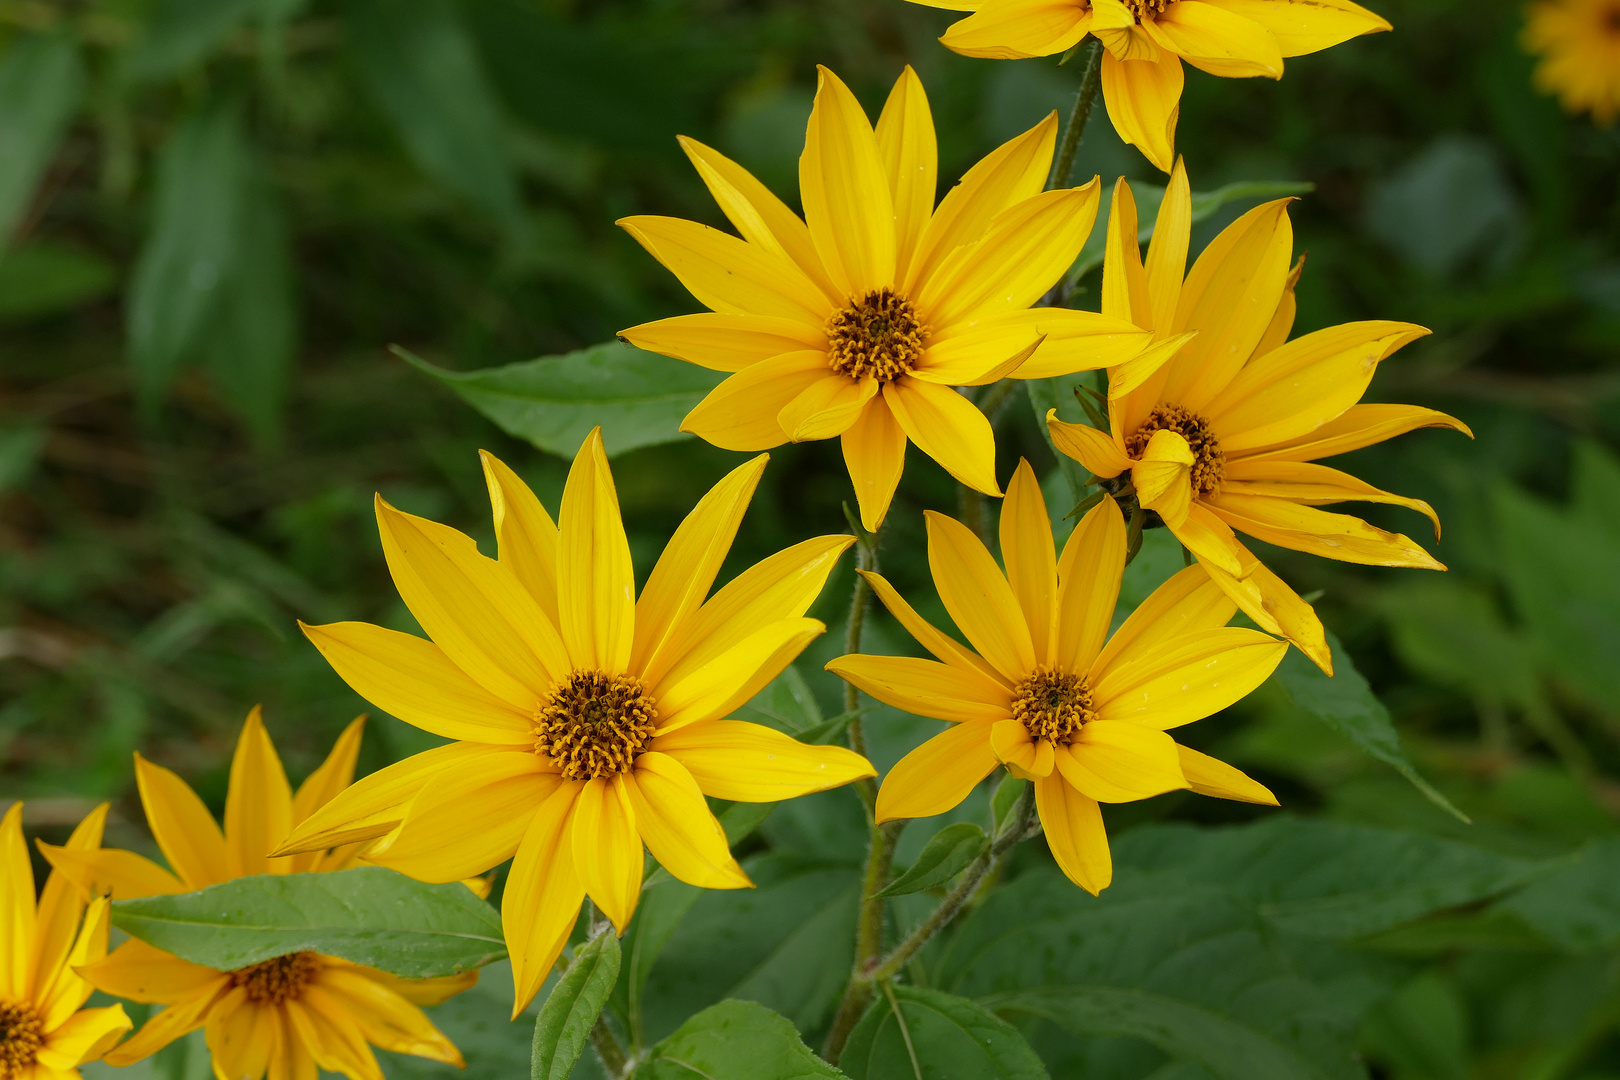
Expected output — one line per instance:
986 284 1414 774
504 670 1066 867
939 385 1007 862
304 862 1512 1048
1523 0 1620 125
273 431 875 1014
619 65 1166 530
0 804 130 1080
1047 163 1471 673
42 710 468 1080
911 0 1391 172
826 464 1287 893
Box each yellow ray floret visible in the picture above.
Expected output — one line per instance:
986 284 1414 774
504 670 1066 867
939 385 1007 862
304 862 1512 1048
618 64 1166 531
911 0 1391 172
1522 0 1620 125
40 711 470 1080
1045 162 1471 674
825 464 1286 894
274 430 875 1016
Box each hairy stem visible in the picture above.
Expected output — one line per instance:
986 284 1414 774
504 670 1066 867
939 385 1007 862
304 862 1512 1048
841 514 882 811
1048 39 1105 190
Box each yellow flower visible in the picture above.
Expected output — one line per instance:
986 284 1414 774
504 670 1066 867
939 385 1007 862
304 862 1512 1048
1047 163 1471 673
0 804 130 1080
911 0 1390 172
272 431 875 1015
1523 0 1620 125
42 710 469 1080
618 65 1168 531
826 464 1286 893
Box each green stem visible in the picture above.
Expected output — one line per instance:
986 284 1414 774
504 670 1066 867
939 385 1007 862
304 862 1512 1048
1048 39 1105 191
580 906 631 1079
841 510 882 812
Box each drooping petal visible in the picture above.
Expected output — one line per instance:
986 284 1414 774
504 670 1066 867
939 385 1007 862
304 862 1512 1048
100 983 227 1066
1047 415 1132 478
35 844 184 902
651 720 875 802
205 990 275 1080
503 784 584 1018
938 0 1091 58
825 655 1013 723
1055 722 1186 802
990 718 1055 778
858 570 1010 686
1199 0 1390 56
778 374 879 441
557 428 636 674
1142 1 1284 78
1093 563 1237 674
1177 744 1278 804
680 353 834 452
801 66 896 296
1055 495 1126 676
1100 50 1184 174
616 215 828 322
1233 403 1472 463
1091 626 1288 728
1197 551 1331 674
885 379 1001 496
1169 503 1250 578
480 450 560 623
1100 177 1152 328
34 1004 131 1070
843 396 909 533
1221 459 1441 538
133 754 229 890
570 776 642 933
223 708 294 879
1207 493 1445 568
342 965 476 1007
80 939 224 1005
316 968 463 1067
626 752 750 890
924 510 1035 680
874 721 1000 823
1035 775 1111 894
1131 428 1196 529
654 617 825 733
619 313 828 373
288 990 383 1080
875 67 939 285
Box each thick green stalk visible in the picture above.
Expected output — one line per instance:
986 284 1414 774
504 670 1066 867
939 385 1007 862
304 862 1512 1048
1048 39 1105 191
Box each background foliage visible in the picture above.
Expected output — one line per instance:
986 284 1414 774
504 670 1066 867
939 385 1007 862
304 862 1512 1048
2 0 1619 1076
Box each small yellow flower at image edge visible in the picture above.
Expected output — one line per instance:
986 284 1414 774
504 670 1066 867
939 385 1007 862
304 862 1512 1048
1522 0 1620 125
38 711 469 1080
827 463 1287 893
273 429 876 1015
617 64 1182 532
0 804 130 1080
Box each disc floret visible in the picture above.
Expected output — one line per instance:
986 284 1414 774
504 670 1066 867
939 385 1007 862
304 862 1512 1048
535 671 659 781
825 288 927 382
0 1000 43 1080
229 952 321 1007
1012 668 1097 746
1126 403 1226 495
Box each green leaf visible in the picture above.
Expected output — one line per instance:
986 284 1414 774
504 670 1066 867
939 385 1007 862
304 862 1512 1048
345 0 521 223
121 0 261 83
874 823 987 898
532 928 620 1080
990 774 1027 836
841 985 1050 1080
0 420 46 493
1499 838 1620 951
639 999 845 1079
734 666 824 734
719 801 776 846
617 878 703 1043
0 32 84 244
401 341 723 460
985 985 1329 1080
1270 630 1468 823
110 867 506 978
0 243 117 322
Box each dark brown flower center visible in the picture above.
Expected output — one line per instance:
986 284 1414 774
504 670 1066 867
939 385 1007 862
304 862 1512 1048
1125 403 1226 496
1604 2 1620 33
1120 0 1174 21
0 1000 43 1080
1013 668 1097 746
535 671 658 781
230 952 321 1006
826 288 926 382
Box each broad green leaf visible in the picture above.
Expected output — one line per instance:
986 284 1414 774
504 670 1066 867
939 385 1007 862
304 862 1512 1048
1499 838 1620 951
841 985 1050 1080
385 961 583 1080
1271 631 1468 822
639 1000 845 1079
0 243 117 322
110 867 506 978
0 33 84 244
532 928 620 1080
345 0 521 224
402 341 723 460
121 0 261 83
874 822 987 898
990 775 1027 836
1358 973 1471 1080
984 985 1328 1080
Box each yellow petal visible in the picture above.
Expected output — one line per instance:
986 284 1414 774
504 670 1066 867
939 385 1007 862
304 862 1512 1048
35 1004 130 1070
29 803 105 1002
343 965 476 1007
1100 50 1184 174
1104 329 1198 399
1048 414 1131 478
1196 546 1331 674
651 720 876 802
1206 492 1445 569
626 752 751 890
991 718 1055 778
778 374 878 441
859 570 1009 686
616 215 828 322
914 322 1048 386
1093 562 1237 673
316 968 463 1067
632 454 768 681
938 0 1091 58
570 776 642 933
875 720 1000 822
1091 0 1140 31
81 938 224 1005
885 379 1001 496
876 67 939 284
1056 722 1185 802
1101 177 1152 328
300 621 534 745
680 352 833 452
1222 459 1441 538
133 754 229 890
619 312 828 373
1177 744 1278 804
1143 158 1192 334
208 990 280 1080
1035 775 1111 894
481 450 560 624
842 396 909 532
1055 495 1126 675
801 66 896 296
1091 626 1288 728
558 428 636 674
1096 22 1164 60
291 718 365 833
287 989 381 1080
655 617 825 732
275 1004 322 1080
960 309 1152 381
2 804 37 998
1001 460 1059 662
1252 253 1305 360
1198 0 1390 56
1234 402 1472 463
924 509 1034 680
503 784 584 1018
100 984 225 1067
1143 0 1284 77
37 894 111 1028
1133 429 1196 529
825 655 1013 723
1169 502 1249 577
224 707 294 879
35 845 184 902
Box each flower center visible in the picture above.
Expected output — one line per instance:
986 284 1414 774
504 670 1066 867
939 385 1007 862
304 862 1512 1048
230 952 321 1006
826 288 927 382
1012 668 1097 746
1120 0 1174 21
535 671 658 782
1605 2 1620 33
0 1000 44 1080
1125 403 1226 496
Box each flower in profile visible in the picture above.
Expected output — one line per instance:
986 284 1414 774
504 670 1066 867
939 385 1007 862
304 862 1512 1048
1523 0 1620 125
0 804 130 1080
618 65 1168 531
1047 163 1470 673
909 0 1391 172
826 463 1286 893
273 431 875 1014
42 710 469 1080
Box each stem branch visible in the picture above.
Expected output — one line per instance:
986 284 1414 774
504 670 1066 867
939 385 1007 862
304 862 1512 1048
1048 39 1104 191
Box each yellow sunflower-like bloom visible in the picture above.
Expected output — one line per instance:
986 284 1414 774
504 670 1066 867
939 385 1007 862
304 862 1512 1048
1046 163 1471 673
826 464 1286 893
910 0 1390 172
618 65 1172 532
41 710 469 1080
272 431 875 1015
1523 0 1620 125
0 805 130 1080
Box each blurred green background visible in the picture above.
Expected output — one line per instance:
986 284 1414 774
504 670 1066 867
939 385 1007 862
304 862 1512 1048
3 0 1620 1076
